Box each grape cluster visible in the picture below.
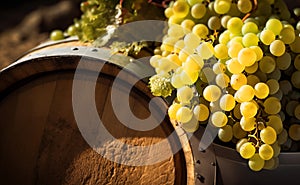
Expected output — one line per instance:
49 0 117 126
148 0 300 171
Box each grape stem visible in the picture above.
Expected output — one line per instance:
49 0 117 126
242 0 258 22
148 0 171 8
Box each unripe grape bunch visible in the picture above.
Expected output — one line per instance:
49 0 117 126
148 0 300 171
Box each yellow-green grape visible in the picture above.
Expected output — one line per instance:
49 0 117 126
250 46 263 61
211 111 228 128
254 82 269 99
183 54 204 72
240 101 258 118
219 30 231 44
226 58 245 74
288 124 300 141
150 55 162 68
180 68 199 85
187 0 203 6
184 33 201 49
168 15 184 25
203 85 222 102
266 18 283 35
279 27 296 44
279 80 292 95
218 125 233 142
238 48 257 67
228 2 241 17
278 128 288 145
164 7 174 18
219 94 236 111
50 30 64 41
268 69 281 82
215 73 230 88
208 16 222 30
230 73 247 90
177 86 194 103
269 40 286 57
294 104 300 120
181 19 195 32
259 29 275 45
176 106 193 123
239 142 256 159
214 0 231 14
271 141 281 157
266 79 279 95
263 97 281 114
245 62 258 74
200 67 216 83
259 56 276 74
172 0 190 18
247 75 260 87
168 103 182 120
266 115 283 134
192 24 209 38
196 42 215 59
259 144 274 160
179 46 193 62
168 24 185 38
242 21 258 35
289 35 300 53
161 36 178 52
174 40 185 54
213 62 226 74
236 85 255 102
157 57 179 73
171 73 185 88
214 44 228 60
221 15 231 28
233 122 247 139
181 115 199 132
237 0 252 14
240 116 256 131
167 54 182 66
236 138 248 153
228 41 244 58
233 103 242 120
264 157 279 170
260 126 277 145
242 33 259 47
193 104 210 122
294 54 300 71
227 17 243 34
291 71 300 89
254 69 267 82
191 3 206 19
248 153 265 171
285 100 298 117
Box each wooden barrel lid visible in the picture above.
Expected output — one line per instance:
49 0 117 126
0 40 194 185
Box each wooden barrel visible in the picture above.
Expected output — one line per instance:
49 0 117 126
0 38 194 185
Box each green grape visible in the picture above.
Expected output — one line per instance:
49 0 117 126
203 85 222 102
184 33 201 49
193 104 210 122
172 0 190 18
245 62 258 74
227 17 243 34
294 104 300 120
236 85 255 102
50 30 64 41
208 16 222 30
228 2 241 17
242 33 259 47
196 42 215 59
214 0 231 14
168 24 185 38
226 58 245 74
291 71 300 89
174 40 185 54
254 82 269 99
271 141 281 157
211 111 228 128
180 68 199 85
192 24 209 38
215 73 230 88
264 97 281 114
248 154 265 171
288 124 300 141
179 46 193 61
250 46 263 61
294 7 300 17
240 116 256 131
184 54 204 72
213 62 226 74
176 106 193 123
266 18 283 35
168 103 182 120
289 36 300 53
168 15 184 25
259 144 274 160
219 94 236 111
254 69 267 82
267 67 281 81
294 54 300 71
233 103 242 120
259 56 276 74
228 41 244 58
164 7 174 18
263 157 278 170
233 122 247 139
218 125 233 142
221 15 232 28
260 126 277 145
167 53 182 66
181 115 199 132
276 52 291 70
177 86 194 103
266 115 283 134
181 19 195 32
279 80 292 95
171 73 185 88
279 27 296 44
236 138 248 153
214 44 228 59
237 0 252 14
238 48 257 67
191 3 207 19
266 79 279 95
247 75 260 87
285 100 298 117
239 142 256 159
67 25 77 36
150 55 162 68
270 39 286 57
230 73 247 90
277 128 288 145
242 22 258 35
161 36 178 52
240 101 258 118
218 31 231 44
259 29 275 45
158 57 179 73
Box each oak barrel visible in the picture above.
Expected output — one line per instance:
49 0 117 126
0 38 194 185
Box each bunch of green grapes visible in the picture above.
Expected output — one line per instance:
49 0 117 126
148 0 300 171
